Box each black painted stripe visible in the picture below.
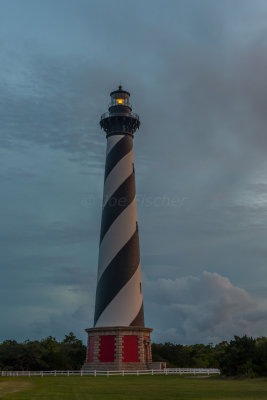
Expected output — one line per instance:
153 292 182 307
105 135 133 181
94 230 140 326
130 303 145 327
100 172 136 243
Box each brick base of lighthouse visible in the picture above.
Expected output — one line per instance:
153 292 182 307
83 326 153 371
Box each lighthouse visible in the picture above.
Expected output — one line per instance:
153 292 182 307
83 86 152 371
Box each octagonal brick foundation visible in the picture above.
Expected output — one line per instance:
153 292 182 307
82 326 152 370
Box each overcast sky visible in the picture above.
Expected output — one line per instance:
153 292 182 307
1 0 267 345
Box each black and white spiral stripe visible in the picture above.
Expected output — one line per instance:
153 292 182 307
94 134 144 327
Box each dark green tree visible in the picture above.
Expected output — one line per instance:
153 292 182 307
0 333 86 371
218 335 257 376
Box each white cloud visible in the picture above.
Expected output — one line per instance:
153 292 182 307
145 271 266 344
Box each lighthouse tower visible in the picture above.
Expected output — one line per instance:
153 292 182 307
83 86 152 371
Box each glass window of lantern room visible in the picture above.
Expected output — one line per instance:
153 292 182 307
124 94 129 105
115 93 123 105
111 92 130 106
111 95 117 106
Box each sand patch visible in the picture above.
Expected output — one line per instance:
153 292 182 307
0 380 31 396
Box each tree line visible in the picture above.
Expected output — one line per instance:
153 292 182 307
0 332 86 371
0 333 266 376
152 335 267 376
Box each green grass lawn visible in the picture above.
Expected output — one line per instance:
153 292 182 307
1 376 267 400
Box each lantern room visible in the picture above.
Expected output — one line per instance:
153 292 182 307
100 85 140 137
109 85 131 109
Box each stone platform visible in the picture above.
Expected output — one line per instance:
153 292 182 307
83 326 153 371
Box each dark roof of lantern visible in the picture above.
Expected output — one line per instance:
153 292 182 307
110 85 130 97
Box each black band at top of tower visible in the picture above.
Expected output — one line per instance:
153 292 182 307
100 86 140 137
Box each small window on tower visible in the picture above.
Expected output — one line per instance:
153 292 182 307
140 282 142 293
